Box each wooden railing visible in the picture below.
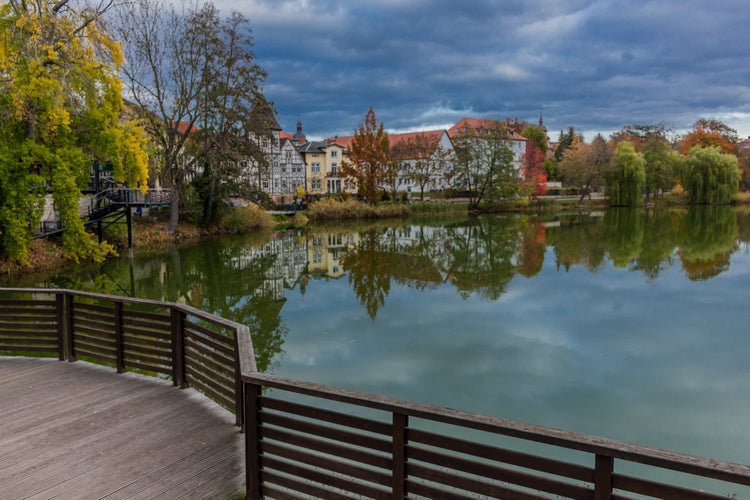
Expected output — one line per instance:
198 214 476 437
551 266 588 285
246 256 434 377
0 288 253 426
2 288 750 499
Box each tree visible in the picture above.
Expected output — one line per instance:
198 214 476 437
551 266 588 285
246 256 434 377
452 120 518 208
340 107 391 204
607 141 645 206
520 125 548 195
115 0 267 231
0 0 149 264
560 135 613 203
610 123 669 151
391 134 451 201
641 135 680 202
679 118 739 156
682 146 741 204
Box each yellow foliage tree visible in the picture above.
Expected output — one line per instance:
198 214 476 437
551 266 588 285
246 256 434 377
0 0 149 264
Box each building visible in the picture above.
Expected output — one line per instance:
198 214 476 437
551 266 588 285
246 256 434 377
297 140 356 197
388 130 454 195
447 117 527 169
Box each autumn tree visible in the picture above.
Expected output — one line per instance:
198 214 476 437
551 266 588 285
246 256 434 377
391 133 451 201
115 0 267 231
520 125 548 195
606 141 645 206
682 146 741 204
560 134 612 203
452 121 518 208
610 123 669 151
0 0 149 264
340 107 391 204
679 118 739 156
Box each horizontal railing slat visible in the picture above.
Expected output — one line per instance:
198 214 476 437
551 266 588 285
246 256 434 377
408 427 594 482
612 473 727 499
260 470 356 500
262 443 392 489
261 411 392 454
184 358 234 392
407 444 592 499
184 331 235 359
184 336 235 366
261 426 392 470
122 309 171 324
122 358 172 376
262 455 391 499
262 396 391 436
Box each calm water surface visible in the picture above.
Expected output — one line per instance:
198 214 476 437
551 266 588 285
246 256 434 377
6 206 750 473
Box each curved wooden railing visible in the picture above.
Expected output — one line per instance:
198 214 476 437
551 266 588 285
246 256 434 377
2 288 750 499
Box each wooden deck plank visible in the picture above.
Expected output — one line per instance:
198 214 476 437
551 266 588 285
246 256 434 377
0 356 244 499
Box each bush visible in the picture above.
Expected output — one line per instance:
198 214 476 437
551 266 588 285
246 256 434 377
219 204 274 233
307 199 410 220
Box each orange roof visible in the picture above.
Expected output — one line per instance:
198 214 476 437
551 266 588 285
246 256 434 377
325 129 446 154
325 135 354 150
280 131 293 140
174 121 198 134
448 117 526 141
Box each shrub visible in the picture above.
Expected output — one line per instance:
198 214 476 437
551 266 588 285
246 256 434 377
219 204 274 233
307 199 410 220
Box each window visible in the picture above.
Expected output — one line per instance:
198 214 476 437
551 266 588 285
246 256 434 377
312 179 322 190
313 251 322 264
311 162 321 174
262 180 269 190
330 163 338 175
330 150 338 158
240 161 248 168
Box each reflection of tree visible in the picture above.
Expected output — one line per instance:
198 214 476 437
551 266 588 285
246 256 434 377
446 217 520 300
736 207 750 244
342 229 392 320
634 210 679 280
24 230 290 373
603 208 644 268
517 219 546 278
547 215 607 272
678 206 738 280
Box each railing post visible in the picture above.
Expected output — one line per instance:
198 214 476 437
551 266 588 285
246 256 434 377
171 307 186 388
113 301 125 373
245 381 263 500
594 454 614 500
65 292 76 362
234 329 244 427
55 292 65 361
392 412 408 499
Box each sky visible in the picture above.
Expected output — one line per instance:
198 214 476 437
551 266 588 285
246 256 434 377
214 0 750 142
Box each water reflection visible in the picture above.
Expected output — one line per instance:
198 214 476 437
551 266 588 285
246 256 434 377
3 206 747 369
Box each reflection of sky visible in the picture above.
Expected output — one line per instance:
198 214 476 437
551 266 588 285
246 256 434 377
280 247 750 466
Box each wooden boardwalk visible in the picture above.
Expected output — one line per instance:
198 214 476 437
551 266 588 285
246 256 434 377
0 356 244 499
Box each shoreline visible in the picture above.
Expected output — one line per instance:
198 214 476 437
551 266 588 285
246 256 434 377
3 196 749 276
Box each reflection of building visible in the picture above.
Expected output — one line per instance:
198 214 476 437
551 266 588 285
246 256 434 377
229 230 308 300
306 230 359 278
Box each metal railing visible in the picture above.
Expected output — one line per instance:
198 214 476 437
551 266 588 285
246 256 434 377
2 287 750 499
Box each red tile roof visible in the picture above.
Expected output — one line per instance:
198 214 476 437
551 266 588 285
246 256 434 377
448 117 526 141
325 129 446 154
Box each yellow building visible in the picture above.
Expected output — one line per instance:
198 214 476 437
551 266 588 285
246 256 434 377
297 141 356 196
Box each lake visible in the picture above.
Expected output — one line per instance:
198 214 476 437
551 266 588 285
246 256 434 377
5 205 750 478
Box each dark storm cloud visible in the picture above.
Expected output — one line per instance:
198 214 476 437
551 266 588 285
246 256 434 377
224 0 750 139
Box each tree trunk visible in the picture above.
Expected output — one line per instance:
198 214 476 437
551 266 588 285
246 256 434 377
168 177 181 233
